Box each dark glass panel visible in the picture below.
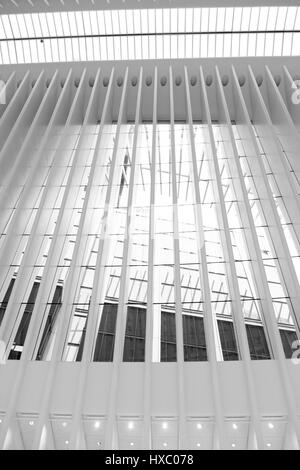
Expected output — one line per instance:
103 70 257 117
93 303 118 362
0 278 15 327
280 329 298 359
246 323 271 360
161 311 177 362
9 282 40 360
218 320 239 361
183 315 207 362
36 285 63 360
123 306 146 362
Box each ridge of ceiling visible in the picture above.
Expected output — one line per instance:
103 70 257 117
0 0 298 15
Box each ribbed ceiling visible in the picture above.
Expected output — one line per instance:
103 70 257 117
0 5 299 63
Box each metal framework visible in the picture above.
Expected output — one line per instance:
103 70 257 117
1 1 300 14
1 5 300 63
0 0 299 453
0 57 300 450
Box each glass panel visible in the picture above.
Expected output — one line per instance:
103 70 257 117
36 285 63 361
217 320 239 361
280 329 298 359
246 324 271 360
1 6 300 64
9 282 40 360
161 311 177 362
123 306 146 362
183 315 207 362
0 278 15 327
93 303 118 362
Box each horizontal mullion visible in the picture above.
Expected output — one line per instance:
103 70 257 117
0 30 298 42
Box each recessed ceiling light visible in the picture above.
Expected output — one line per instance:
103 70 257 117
162 422 168 430
163 442 167 447
197 423 202 430
97 442 101 447
62 422 67 427
29 421 34 426
65 440 69 445
268 423 274 429
94 421 100 429
128 421 134 430
130 442 134 446
267 443 271 447
197 443 201 447
233 423 238 430
0 419 2 424
231 443 236 448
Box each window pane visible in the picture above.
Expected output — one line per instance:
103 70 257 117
0 278 15 327
36 285 63 361
123 306 146 362
280 329 298 359
246 324 271 360
183 315 207 362
161 311 177 362
93 303 118 362
218 320 239 361
9 282 40 360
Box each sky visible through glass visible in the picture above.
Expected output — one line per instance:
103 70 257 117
0 6 299 63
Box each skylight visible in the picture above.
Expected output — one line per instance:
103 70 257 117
0 6 299 64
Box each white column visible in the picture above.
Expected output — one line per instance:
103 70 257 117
0 68 87 450
0 71 17 120
232 65 300 445
59 68 116 450
144 66 158 450
184 66 225 450
0 70 30 145
247 65 300 334
105 67 144 450
169 65 186 449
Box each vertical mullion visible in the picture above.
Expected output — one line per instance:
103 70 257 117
0 70 61 306
51 12 60 62
0 70 43 179
231 66 294 356
232 66 300 446
66 12 75 61
0 70 51 348
24 71 75 360
212 65 268 448
265 65 300 265
0 16 12 64
104 67 143 450
0 70 30 144
84 68 130 366
44 14 53 62
0 68 80 451
24 68 96 450
247 66 300 330
63 68 116 449
265 65 300 177
144 66 158 449
0 72 71 327
184 66 224 450
169 66 186 449
0 71 59 227
7 15 18 64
